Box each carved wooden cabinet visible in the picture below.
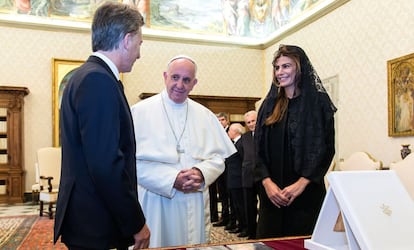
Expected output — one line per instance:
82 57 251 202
139 93 261 124
0 86 29 203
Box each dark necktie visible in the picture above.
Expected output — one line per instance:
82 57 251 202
118 79 124 91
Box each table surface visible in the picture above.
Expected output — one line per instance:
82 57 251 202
144 235 310 250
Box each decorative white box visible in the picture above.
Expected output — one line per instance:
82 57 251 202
305 170 414 250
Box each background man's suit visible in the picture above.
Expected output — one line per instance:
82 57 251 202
226 138 247 235
213 125 232 227
239 131 258 239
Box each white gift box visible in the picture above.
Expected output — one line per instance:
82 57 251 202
305 170 414 250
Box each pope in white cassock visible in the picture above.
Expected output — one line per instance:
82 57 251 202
131 55 236 248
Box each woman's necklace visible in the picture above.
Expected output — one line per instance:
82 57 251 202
161 95 188 157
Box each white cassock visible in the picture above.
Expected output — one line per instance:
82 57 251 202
131 90 236 248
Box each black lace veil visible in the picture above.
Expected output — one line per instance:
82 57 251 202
255 45 337 182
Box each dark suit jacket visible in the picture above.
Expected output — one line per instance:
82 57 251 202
225 138 243 189
54 56 146 249
239 131 256 188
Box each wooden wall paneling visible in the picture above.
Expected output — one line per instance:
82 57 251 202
138 93 261 124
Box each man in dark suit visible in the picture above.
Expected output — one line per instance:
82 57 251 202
226 123 248 238
239 110 259 239
53 2 150 249
213 112 234 228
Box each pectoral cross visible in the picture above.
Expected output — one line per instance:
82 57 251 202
176 144 185 154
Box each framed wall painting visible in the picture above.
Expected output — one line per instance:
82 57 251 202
387 52 414 137
52 58 84 146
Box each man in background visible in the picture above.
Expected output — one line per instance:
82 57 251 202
226 123 248 238
54 2 150 249
213 112 237 231
240 110 259 239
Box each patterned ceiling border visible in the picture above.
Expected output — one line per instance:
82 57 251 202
0 0 349 49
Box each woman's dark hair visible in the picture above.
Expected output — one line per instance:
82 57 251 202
266 45 303 125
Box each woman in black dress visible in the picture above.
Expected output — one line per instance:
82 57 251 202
254 45 336 238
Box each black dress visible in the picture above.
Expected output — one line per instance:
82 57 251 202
256 95 328 238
